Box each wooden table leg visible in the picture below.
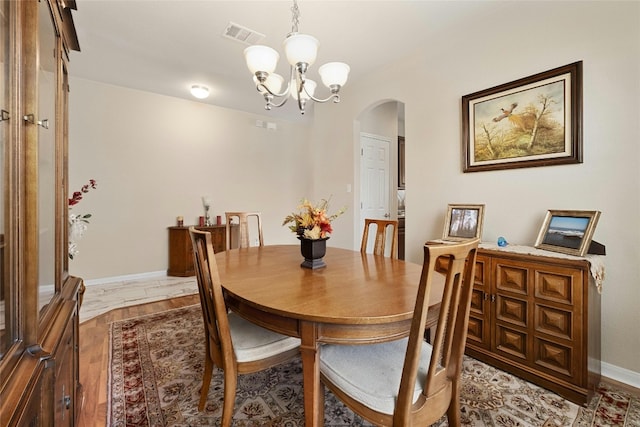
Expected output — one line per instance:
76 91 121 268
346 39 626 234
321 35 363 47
300 321 322 427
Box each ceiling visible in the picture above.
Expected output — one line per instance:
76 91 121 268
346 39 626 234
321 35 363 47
69 1 501 122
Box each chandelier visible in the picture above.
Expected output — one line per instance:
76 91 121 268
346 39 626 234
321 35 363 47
243 0 350 115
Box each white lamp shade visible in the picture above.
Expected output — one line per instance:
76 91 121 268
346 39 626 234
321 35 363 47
253 73 284 94
318 62 350 87
190 85 210 99
291 78 316 100
283 34 319 67
244 45 279 74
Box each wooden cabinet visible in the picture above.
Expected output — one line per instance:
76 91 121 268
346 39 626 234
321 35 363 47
0 1 82 426
438 247 601 404
168 225 238 276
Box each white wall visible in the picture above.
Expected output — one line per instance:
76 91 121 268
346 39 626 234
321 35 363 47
309 2 640 380
68 79 312 279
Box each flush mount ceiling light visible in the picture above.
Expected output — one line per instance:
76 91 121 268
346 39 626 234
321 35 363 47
243 0 350 115
190 85 210 99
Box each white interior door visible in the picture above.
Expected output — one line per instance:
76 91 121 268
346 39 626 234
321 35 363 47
360 133 391 253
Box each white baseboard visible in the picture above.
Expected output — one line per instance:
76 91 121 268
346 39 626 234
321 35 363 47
81 270 168 287
602 361 640 389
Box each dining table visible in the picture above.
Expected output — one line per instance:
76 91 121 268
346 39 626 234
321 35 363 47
215 244 444 427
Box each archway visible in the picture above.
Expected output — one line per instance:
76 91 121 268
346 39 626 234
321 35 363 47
353 100 405 257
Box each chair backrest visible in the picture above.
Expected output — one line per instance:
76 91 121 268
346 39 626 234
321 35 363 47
189 227 235 370
395 238 479 426
225 211 264 250
360 218 399 258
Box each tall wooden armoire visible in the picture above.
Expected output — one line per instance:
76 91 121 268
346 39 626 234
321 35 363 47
0 1 83 425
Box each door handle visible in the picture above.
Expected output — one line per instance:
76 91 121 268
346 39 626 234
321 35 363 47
384 213 390 218
23 114 49 129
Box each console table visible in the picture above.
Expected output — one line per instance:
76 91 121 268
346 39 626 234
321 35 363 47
437 244 603 405
167 225 238 276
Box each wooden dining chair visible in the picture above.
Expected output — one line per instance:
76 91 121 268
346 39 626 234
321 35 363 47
360 218 399 258
320 238 480 427
189 227 300 425
225 211 264 250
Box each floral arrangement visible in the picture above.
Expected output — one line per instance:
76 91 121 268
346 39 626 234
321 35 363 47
68 179 97 259
282 198 346 240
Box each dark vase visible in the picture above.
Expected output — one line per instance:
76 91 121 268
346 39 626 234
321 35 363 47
298 237 329 269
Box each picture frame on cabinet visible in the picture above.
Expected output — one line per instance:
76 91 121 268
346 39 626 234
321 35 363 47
441 204 485 242
534 209 601 256
462 61 583 172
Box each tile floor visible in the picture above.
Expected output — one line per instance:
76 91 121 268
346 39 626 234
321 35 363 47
79 275 198 323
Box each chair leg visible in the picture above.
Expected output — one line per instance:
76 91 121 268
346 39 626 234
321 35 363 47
446 380 462 427
221 374 238 427
198 355 214 411
447 404 461 427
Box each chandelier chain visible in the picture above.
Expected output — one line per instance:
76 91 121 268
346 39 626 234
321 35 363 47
290 0 300 33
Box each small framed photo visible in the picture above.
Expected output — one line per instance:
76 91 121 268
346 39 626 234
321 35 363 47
534 210 601 256
442 204 485 241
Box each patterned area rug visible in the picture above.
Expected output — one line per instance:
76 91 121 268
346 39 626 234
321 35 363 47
108 305 639 426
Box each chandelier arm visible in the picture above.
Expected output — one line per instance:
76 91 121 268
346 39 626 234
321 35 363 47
302 83 341 104
254 65 296 98
269 95 290 108
306 92 340 103
256 81 290 99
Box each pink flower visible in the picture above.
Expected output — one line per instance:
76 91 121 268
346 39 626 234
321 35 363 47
69 180 97 206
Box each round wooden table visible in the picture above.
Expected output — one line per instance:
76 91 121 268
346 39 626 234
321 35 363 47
216 245 443 426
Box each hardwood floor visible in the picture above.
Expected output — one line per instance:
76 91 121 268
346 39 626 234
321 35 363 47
77 294 200 427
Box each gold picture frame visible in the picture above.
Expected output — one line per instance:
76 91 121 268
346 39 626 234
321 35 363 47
534 210 601 256
442 204 485 241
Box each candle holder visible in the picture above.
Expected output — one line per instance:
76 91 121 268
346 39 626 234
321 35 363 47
204 205 212 226
202 196 212 226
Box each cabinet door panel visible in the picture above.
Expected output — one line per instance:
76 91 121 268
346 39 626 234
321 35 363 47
534 337 573 377
496 295 528 327
37 0 58 312
0 0 10 359
54 315 75 426
535 304 573 340
495 263 528 295
466 255 491 349
466 316 488 345
495 325 528 360
534 269 575 305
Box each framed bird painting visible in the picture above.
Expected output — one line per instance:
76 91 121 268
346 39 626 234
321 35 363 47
462 61 583 172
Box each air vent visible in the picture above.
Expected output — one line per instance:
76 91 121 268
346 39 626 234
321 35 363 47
222 22 265 45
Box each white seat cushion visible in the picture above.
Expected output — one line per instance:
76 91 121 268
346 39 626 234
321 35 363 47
228 312 300 362
320 338 433 415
